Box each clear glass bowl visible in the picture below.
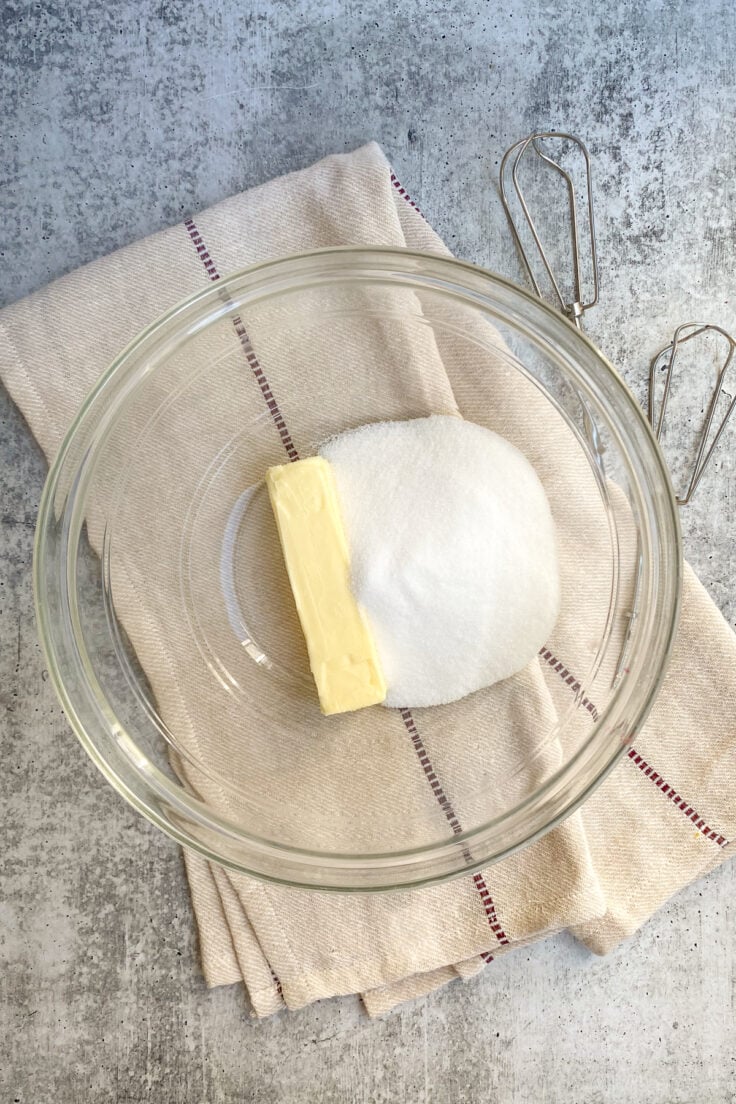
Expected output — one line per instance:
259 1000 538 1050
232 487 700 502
34 247 681 890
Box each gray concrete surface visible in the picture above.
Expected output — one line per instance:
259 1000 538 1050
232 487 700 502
3 1 736 1100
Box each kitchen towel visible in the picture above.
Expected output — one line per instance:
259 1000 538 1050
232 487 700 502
2 142 734 1018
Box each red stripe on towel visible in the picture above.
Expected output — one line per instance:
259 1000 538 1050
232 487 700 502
390 171 426 220
626 748 728 846
538 648 599 721
541 649 729 847
184 218 220 281
183 218 299 462
270 967 284 998
399 709 509 947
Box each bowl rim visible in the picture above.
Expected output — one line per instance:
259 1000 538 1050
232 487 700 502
34 245 683 890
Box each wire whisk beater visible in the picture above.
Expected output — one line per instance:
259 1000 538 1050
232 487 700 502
500 132 599 329
648 323 736 506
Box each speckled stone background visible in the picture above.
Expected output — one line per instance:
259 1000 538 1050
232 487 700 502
2 1 736 1101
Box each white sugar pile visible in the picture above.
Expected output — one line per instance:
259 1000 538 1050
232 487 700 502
319 414 559 708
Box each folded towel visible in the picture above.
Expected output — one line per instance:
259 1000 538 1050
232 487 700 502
2 142 734 1018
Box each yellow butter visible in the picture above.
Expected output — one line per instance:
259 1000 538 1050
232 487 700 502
266 457 386 715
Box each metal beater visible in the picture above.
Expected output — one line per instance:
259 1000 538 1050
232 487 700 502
499 131 736 503
649 323 736 505
500 131 599 329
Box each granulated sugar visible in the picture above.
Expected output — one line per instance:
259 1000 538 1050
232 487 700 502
319 414 559 708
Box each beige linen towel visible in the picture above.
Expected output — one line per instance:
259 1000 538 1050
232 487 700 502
2 143 735 1018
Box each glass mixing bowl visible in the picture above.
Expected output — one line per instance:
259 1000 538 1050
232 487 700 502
34 247 681 890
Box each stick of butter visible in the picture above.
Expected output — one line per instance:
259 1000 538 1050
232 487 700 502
266 457 387 715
